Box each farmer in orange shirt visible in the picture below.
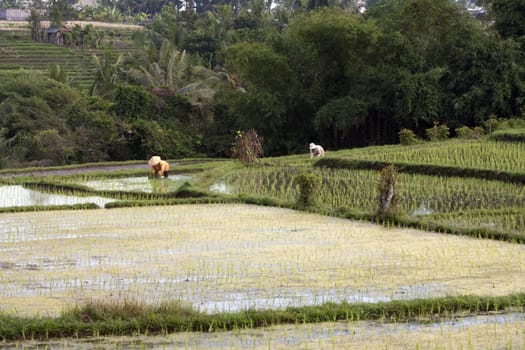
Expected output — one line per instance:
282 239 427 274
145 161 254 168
148 156 170 178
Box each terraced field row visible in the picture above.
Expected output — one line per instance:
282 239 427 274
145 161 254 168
0 26 137 92
331 138 525 173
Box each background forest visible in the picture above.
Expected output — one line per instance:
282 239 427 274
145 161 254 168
0 0 524 167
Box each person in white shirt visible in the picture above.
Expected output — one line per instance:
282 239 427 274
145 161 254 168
309 143 325 158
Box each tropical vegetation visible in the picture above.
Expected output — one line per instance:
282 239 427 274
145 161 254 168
1 1 525 347
0 0 524 168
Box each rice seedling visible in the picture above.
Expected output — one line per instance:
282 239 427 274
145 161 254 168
217 166 525 216
1 204 525 319
422 208 525 236
3 312 525 349
335 138 525 173
1 141 525 347
79 175 193 193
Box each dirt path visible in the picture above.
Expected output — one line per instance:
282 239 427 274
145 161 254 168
0 20 142 31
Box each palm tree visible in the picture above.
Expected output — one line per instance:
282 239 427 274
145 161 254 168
89 51 124 97
48 63 69 84
126 39 191 91
125 37 243 120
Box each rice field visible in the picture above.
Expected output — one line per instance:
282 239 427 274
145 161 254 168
1 136 525 348
213 161 525 240
1 204 525 318
0 23 139 92
0 185 114 208
334 139 525 173
422 209 525 236
217 166 525 215
80 175 193 193
3 313 524 349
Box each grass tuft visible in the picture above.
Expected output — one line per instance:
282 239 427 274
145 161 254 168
64 299 196 322
2 294 525 341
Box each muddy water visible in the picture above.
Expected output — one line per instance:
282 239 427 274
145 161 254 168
0 175 193 208
1 204 525 319
209 180 232 194
2 313 525 349
0 185 114 208
80 175 192 193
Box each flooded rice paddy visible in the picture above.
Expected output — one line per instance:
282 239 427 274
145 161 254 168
1 204 525 317
0 185 115 208
2 313 525 349
80 175 192 193
0 175 192 209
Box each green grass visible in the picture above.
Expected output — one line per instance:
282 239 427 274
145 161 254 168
219 165 525 215
1 294 524 341
2 136 525 241
329 138 525 173
490 128 525 142
421 208 525 237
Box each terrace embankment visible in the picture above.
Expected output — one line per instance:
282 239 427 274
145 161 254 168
2 312 525 349
0 159 214 178
0 163 149 178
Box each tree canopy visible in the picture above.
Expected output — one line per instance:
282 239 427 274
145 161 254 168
2 0 525 167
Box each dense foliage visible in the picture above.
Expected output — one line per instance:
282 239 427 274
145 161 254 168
0 0 524 167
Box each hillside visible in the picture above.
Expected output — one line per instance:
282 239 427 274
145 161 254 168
0 20 139 93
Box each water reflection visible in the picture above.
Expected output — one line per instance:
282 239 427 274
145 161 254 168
0 186 114 208
149 178 169 193
81 175 191 193
209 180 232 194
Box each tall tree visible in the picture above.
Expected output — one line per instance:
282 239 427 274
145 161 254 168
314 96 367 148
282 8 379 148
482 0 525 41
0 76 79 165
48 0 77 26
27 8 42 41
367 0 524 133
223 41 298 153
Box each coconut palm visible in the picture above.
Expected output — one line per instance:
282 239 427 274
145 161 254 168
125 36 243 121
89 51 124 97
126 39 191 90
48 63 69 84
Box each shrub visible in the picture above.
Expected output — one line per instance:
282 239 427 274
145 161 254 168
294 170 320 208
455 126 484 139
425 123 449 141
230 129 264 163
492 117 525 130
472 126 485 137
375 164 399 216
484 115 498 134
398 128 418 145
113 85 154 120
507 118 525 128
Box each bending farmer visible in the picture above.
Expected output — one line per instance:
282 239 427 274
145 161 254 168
148 156 170 178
